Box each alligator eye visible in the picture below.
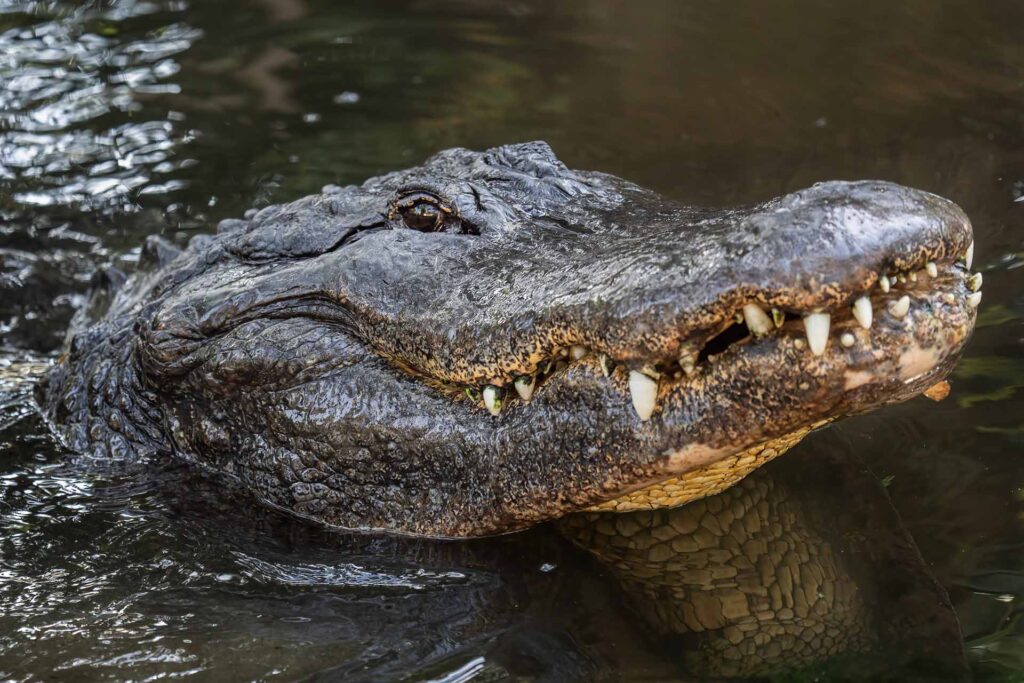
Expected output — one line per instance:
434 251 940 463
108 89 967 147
402 201 442 231
392 192 447 232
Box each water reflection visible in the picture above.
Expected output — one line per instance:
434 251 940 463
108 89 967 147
562 451 968 679
0 1 197 212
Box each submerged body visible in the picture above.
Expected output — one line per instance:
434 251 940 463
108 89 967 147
40 142 979 537
561 448 967 679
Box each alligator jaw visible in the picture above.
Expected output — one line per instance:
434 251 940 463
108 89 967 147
437 243 978 518
453 244 977 423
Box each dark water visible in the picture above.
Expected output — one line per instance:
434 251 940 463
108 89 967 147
1 0 1022 680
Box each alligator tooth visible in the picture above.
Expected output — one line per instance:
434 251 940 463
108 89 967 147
742 303 773 337
965 241 974 270
967 291 982 308
628 370 658 421
771 308 785 328
482 386 502 415
802 313 830 356
967 273 982 292
569 345 588 361
897 273 907 284
514 376 535 402
888 295 910 318
909 271 918 283
926 261 938 278
557 347 568 358
734 312 745 325
878 275 891 293
852 296 873 329
598 353 611 378
840 332 856 348
678 342 699 375
640 365 661 379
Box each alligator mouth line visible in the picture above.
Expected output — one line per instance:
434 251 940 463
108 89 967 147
432 243 980 420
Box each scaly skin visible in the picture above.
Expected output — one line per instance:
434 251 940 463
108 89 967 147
39 142 979 537
560 451 968 679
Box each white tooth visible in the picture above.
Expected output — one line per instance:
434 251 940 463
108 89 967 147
513 376 535 402
909 271 918 283
967 273 982 292
569 345 588 361
967 291 982 308
965 241 974 270
628 370 658 421
482 386 502 415
897 273 907 284
888 295 910 318
742 303 773 337
734 312 745 324
640 365 661 379
926 261 938 278
598 354 611 378
878 275 891 293
678 342 699 375
802 313 831 356
771 308 785 328
840 332 856 348
852 296 873 330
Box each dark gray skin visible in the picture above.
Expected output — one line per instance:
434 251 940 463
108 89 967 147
40 142 978 537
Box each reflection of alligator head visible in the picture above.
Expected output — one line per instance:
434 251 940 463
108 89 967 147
560 448 969 679
41 142 979 537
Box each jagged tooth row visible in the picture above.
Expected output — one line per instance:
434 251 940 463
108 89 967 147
472 242 981 420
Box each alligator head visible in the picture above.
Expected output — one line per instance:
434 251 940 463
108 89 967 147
44 142 979 537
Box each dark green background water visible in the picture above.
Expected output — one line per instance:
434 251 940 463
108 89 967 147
1 0 1021 680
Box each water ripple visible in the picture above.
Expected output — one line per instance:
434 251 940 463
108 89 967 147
233 551 470 590
0 2 200 212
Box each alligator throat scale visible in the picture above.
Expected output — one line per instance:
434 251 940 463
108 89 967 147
40 142 979 538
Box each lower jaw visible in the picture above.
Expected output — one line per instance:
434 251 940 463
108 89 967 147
586 421 828 512
585 286 974 514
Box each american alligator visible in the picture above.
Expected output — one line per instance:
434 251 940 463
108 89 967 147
40 141 980 538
